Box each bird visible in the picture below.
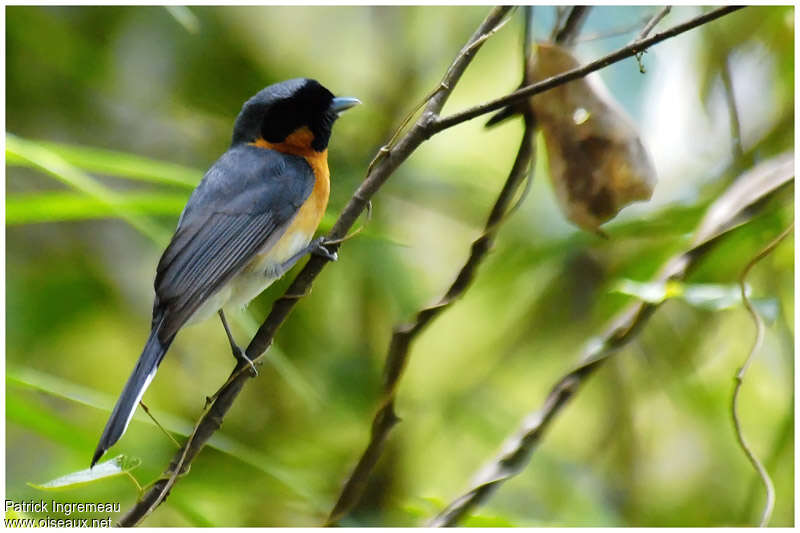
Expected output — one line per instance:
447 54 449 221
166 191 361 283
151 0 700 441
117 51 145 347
91 78 360 467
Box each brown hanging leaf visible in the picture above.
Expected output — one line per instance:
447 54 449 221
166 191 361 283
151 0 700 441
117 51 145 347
528 42 657 233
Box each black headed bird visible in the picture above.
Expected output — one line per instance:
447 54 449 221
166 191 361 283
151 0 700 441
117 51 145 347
92 78 359 466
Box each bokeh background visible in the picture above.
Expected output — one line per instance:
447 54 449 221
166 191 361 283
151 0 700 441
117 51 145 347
5 5 794 526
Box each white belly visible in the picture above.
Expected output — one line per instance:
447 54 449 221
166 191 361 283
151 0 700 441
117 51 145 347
184 229 313 326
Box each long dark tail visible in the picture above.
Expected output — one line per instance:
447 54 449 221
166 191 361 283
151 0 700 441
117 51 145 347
91 325 172 467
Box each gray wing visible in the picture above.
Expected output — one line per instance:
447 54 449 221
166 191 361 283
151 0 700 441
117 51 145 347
153 144 314 339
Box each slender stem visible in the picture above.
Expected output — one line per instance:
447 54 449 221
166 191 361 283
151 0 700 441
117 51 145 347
326 117 537 526
721 56 744 160
554 6 591 46
431 6 745 133
636 6 671 41
731 220 792 527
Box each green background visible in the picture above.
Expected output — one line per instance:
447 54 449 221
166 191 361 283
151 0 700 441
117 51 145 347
5 5 794 526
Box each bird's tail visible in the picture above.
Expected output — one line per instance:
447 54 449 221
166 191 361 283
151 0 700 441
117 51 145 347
91 324 172 467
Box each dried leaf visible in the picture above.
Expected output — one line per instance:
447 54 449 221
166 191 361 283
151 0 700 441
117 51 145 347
528 42 657 231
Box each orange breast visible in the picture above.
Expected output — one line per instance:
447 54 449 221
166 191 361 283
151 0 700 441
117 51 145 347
251 127 330 260
283 152 329 238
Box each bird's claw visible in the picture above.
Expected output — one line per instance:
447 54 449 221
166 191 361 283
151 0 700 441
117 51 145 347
233 346 259 377
310 237 338 262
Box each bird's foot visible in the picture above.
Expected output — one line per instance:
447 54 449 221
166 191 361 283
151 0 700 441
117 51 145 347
233 346 259 377
309 237 338 262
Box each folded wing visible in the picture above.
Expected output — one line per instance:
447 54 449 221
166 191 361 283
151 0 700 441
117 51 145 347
153 144 315 340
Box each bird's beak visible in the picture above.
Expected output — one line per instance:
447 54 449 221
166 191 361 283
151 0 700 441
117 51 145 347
330 96 361 115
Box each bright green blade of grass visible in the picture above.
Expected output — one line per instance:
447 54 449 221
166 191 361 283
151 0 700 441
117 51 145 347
6 393 96 452
7 134 171 245
6 191 189 225
6 135 201 188
7 367 324 508
7 135 401 246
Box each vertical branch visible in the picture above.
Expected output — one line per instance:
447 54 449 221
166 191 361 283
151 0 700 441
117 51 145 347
636 6 671 41
721 56 744 160
731 220 792 526
522 6 533 68
553 6 591 46
325 7 537 526
327 118 537 526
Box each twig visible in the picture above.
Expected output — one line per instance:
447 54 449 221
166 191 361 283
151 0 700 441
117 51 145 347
431 6 745 133
731 220 792 527
632 6 671 72
118 385 217 525
721 56 744 160
427 153 793 526
549 7 569 42
553 6 591 46
636 6 671 41
117 6 514 526
576 17 651 44
327 117 537 526
364 7 517 179
522 6 533 68
324 8 542 523
741 402 793 522
139 401 180 449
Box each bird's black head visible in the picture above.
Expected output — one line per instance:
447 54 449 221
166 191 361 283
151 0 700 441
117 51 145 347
231 78 359 152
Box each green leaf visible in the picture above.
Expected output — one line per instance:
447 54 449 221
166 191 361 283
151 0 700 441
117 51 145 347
7 367 324 509
28 455 140 491
6 135 402 246
6 137 201 188
6 191 189 225
461 513 517 527
6 392 95 452
6 134 171 245
681 283 744 310
612 279 752 311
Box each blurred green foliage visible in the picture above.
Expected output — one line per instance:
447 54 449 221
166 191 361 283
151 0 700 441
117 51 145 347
5 5 794 526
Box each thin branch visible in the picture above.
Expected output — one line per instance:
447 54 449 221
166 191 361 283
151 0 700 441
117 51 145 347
427 153 794 526
576 18 649 44
327 116 537 526
574 7 669 46
632 6 671 72
522 6 533 68
324 8 542 524
139 401 180 449
117 6 514 526
732 220 792 527
549 7 569 42
742 400 793 522
636 6 671 41
554 6 592 46
431 5 745 133
721 56 744 160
